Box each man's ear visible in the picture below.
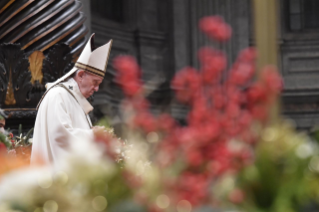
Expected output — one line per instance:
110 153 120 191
77 70 85 79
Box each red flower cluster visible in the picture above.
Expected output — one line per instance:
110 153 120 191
198 47 227 84
113 56 143 97
171 67 201 103
199 16 232 41
9 133 14 146
113 15 283 210
171 172 209 205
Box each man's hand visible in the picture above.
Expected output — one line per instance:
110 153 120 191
92 126 106 134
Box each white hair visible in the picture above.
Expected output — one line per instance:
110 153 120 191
72 69 82 79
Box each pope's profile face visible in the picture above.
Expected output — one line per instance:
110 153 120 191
77 70 103 98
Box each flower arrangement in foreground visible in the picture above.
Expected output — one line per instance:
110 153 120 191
111 16 283 212
1 15 316 212
0 124 33 163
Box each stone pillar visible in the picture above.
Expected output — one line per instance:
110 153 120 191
135 0 169 81
172 0 192 72
253 0 279 71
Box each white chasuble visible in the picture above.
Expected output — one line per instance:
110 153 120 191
30 78 94 166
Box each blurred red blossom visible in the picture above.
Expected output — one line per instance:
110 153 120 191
261 65 283 94
171 67 201 103
113 55 143 97
237 47 257 62
157 113 177 132
113 15 283 210
172 172 209 205
247 82 267 103
199 16 232 41
133 111 157 133
198 47 227 84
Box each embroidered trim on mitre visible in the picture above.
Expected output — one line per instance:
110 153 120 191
75 62 105 78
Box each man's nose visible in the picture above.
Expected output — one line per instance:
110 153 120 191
94 86 99 92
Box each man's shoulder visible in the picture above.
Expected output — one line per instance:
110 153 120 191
45 85 62 95
44 85 72 101
37 83 75 110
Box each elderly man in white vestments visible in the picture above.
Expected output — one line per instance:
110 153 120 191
30 34 112 166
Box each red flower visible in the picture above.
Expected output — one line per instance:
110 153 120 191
113 55 143 97
228 62 255 86
214 23 232 41
212 92 226 109
174 172 209 205
224 85 246 105
250 105 268 121
206 144 233 176
198 121 221 143
247 83 267 103
238 110 252 128
133 111 157 133
178 127 198 147
199 16 232 41
261 66 283 95
198 48 227 84
221 118 241 136
113 55 140 78
157 113 177 132
171 67 201 103
187 102 208 126
122 80 143 97
237 47 257 62
186 149 203 167
225 102 241 119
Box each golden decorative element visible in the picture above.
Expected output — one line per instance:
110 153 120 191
5 69 16 105
28 51 45 84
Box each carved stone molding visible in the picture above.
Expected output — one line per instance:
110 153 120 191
3 108 37 119
0 44 32 108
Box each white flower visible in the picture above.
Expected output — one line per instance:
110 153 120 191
0 167 52 202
